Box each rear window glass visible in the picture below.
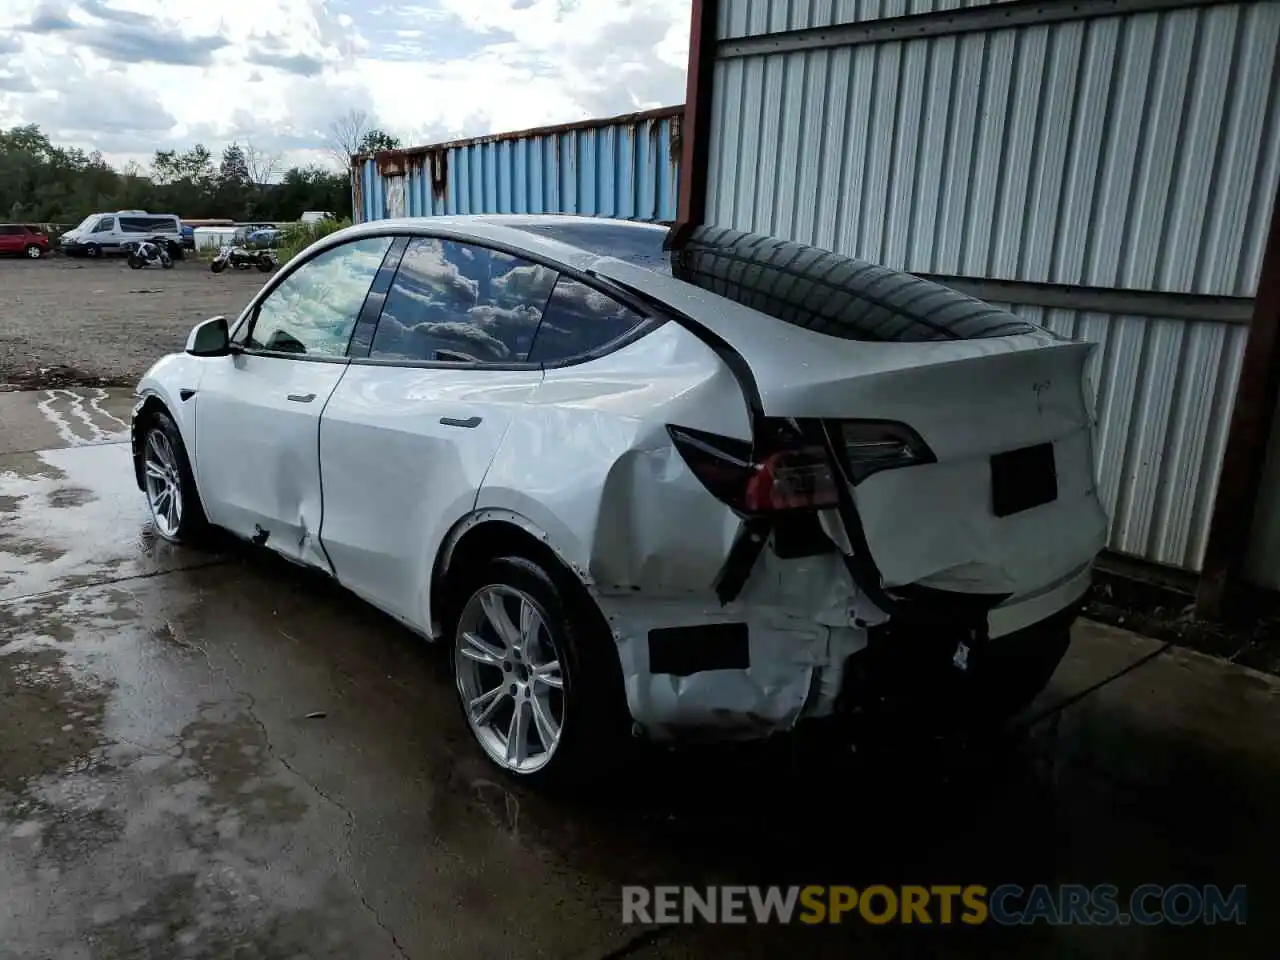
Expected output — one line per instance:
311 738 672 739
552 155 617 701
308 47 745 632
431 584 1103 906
668 226 1038 342
506 220 672 274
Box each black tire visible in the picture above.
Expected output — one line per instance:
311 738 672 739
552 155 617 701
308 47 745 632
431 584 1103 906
161 257 174 269
24 244 42 259
84 243 100 258
139 410 209 544
210 259 226 273
256 257 274 273
450 555 630 790
128 255 143 269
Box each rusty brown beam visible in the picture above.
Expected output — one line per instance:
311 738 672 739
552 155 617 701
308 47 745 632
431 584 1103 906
1197 177 1280 618
674 0 718 240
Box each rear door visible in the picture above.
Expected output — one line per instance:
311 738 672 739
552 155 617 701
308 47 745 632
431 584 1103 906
194 235 394 566
319 236 555 627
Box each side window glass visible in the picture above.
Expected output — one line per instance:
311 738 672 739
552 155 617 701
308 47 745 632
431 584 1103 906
526 277 648 364
248 236 392 357
369 238 556 364
93 217 114 233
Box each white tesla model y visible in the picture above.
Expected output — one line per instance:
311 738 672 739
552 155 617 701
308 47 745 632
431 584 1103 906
131 216 1107 785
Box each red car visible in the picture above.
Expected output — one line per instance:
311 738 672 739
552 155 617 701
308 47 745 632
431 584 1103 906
0 224 51 259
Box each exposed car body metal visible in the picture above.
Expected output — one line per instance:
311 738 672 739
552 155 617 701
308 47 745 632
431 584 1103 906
133 215 1107 748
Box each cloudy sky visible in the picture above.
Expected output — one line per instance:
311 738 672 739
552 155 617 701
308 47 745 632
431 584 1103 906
0 0 690 171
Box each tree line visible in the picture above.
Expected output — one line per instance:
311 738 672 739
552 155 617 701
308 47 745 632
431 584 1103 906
0 122 401 228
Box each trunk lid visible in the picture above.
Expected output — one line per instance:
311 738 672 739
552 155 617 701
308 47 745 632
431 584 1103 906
595 257 1108 601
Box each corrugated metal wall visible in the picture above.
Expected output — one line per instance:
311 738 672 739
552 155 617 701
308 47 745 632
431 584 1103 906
704 0 1280 572
353 108 682 225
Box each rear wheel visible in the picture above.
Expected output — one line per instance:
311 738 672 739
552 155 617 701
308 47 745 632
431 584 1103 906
451 556 629 789
141 411 208 544
24 244 42 259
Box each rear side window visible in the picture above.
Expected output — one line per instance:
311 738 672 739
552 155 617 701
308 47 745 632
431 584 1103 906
0 225 20 235
119 217 144 233
668 226 1037 342
369 238 556 363
526 277 649 364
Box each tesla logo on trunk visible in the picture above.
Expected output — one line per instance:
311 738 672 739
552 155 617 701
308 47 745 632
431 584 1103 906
1032 381 1051 415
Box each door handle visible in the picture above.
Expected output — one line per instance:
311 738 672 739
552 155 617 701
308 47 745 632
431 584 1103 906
287 393 316 403
440 416 482 429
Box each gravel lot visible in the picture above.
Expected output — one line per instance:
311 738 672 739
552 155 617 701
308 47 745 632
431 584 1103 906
0 257 265 390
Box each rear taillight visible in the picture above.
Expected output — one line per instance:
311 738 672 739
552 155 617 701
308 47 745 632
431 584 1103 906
833 420 935 484
667 425 838 514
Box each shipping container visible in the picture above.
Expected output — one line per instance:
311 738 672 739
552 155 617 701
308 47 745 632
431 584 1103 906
351 106 683 225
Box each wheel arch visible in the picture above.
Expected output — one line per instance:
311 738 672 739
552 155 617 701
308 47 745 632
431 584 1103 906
130 393 172 490
430 510 599 641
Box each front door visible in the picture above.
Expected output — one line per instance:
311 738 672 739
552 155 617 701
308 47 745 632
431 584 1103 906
193 235 395 567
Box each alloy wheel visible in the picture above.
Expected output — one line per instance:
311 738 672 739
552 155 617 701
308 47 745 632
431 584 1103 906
454 584 566 774
143 428 184 538
25 245 41 259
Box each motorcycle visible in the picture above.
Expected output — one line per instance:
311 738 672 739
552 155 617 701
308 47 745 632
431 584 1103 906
211 245 276 274
125 237 175 270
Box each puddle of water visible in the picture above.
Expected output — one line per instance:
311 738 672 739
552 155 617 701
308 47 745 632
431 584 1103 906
36 388 131 447
0 444 218 601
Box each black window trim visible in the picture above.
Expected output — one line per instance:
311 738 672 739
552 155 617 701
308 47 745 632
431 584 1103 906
348 232 667 372
231 234 403 364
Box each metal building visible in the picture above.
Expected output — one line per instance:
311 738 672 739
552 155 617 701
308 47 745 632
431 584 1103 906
351 107 683 225
677 0 1280 602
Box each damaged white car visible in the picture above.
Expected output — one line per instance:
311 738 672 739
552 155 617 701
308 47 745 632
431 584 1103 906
131 216 1107 785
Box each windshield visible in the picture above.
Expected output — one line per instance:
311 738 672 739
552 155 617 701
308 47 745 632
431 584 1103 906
71 215 96 233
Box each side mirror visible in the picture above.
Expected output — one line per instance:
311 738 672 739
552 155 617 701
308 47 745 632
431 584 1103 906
186 316 230 357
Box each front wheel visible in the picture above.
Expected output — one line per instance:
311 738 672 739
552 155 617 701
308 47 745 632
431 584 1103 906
128 254 144 269
256 257 274 273
140 411 208 543
84 244 100 258
210 259 226 273
452 556 629 789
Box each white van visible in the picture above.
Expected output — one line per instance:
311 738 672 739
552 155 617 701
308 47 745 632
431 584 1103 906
60 211 184 258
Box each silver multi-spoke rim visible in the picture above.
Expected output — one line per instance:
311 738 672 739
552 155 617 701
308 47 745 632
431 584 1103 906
455 584 566 774
143 429 183 538
26 246 40 258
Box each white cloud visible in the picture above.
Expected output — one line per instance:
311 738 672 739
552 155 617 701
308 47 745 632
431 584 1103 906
0 0 690 172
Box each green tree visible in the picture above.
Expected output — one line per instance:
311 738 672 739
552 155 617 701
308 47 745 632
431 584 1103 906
358 128 401 153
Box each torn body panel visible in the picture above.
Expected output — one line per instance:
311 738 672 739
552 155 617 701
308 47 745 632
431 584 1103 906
597 546 887 740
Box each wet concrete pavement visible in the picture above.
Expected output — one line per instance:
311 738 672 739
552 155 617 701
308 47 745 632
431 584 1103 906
1 388 1277 958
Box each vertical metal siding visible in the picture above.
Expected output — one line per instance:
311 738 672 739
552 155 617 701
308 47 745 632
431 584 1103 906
717 0 1018 38
705 2 1278 572
356 111 681 225
708 4 1280 296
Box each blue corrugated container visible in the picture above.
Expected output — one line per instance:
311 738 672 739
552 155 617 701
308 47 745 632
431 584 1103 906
352 106 683 225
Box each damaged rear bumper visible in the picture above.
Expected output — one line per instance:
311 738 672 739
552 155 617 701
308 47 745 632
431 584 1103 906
599 561 1091 742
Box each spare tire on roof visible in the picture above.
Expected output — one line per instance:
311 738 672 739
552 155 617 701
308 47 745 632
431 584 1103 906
664 225 1038 343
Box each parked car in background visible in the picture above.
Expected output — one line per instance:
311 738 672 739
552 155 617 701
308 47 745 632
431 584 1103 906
60 211 183 258
129 216 1106 787
0 223 51 258
299 211 335 224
